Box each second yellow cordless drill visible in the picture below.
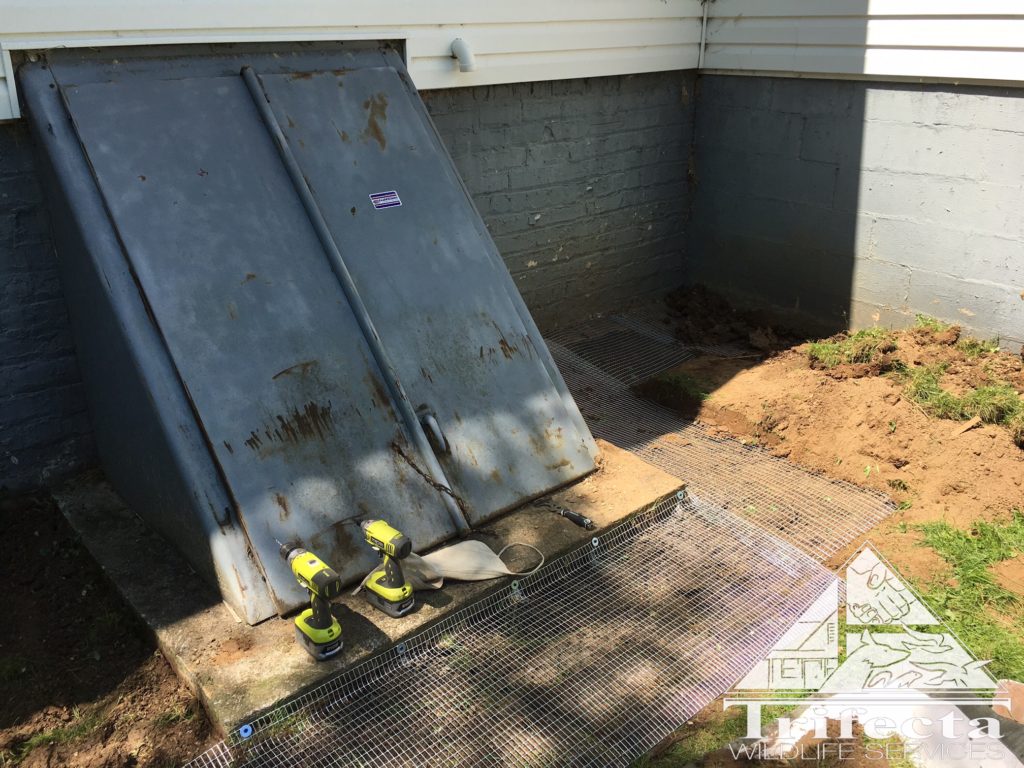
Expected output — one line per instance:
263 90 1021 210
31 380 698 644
360 519 415 618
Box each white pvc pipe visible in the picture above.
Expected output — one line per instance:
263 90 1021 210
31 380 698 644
450 38 476 72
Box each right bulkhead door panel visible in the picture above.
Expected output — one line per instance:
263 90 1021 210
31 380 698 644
255 67 599 523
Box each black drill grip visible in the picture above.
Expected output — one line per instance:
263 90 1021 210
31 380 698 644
378 554 406 589
307 594 334 630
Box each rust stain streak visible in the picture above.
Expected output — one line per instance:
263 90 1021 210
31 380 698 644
272 359 320 380
273 492 291 521
245 401 336 454
364 372 392 409
360 93 389 150
499 337 519 359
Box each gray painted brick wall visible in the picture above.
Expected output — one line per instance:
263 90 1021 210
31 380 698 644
423 71 694 327
0 122 95 490
690 75 1024 347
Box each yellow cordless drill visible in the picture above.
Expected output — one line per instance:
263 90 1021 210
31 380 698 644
360 519 415 617
278 541 344 660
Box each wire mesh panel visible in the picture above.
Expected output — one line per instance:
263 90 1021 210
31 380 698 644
548 316 893 562
186 493 836 768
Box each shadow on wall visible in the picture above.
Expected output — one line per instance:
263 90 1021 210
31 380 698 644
688 5 1023 349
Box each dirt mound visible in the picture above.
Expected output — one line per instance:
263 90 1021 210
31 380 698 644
664 284 799 352
641 314 1024 587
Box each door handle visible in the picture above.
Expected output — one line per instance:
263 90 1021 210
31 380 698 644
418 407 451 455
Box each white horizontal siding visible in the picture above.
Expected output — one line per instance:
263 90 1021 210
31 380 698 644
0 0 703 120
704 0 1024 84
4 0 1024 121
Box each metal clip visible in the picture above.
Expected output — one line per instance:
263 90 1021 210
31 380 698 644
510 580 525 604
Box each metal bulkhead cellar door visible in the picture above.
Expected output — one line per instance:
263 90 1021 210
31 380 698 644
59 73 462 613
249 61 598 524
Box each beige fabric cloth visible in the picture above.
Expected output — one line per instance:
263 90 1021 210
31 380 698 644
353 540 544 594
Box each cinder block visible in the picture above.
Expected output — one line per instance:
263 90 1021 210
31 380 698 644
863 84 1024 134
869 216 1024 285
696 75 774 111
800 116 863 165
701 106 803 157
907 269 1023 346
858 170 1023 239
851 258 913 311
860 122 1024 186
770 77 858 117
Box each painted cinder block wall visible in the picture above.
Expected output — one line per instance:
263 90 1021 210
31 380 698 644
689 75 1024 347
424 71 694 326
0 70 695 490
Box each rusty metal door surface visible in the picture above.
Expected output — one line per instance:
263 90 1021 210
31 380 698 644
254 68 598 523
61 75 459 612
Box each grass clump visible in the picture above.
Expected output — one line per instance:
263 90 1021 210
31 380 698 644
915 510 1024 680
807 327 896 368
957 337 1001 358
658 373 711 402
901 365 1024 445
914 314 953 332
641 704 794 766
14 706 106 762
155 703 196 728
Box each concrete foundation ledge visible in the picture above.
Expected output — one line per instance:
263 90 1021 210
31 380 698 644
53 439 681 733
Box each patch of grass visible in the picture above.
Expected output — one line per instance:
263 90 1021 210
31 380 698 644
957 336 1001 358
887 478 909 493
807 327 896 368
914 510 1024 680
658 373 711 402
901 365 1024 445
901 365 963 419
863 735 916 768
14 706 106 762
914 314 953 332
642 704 794 766
154 703 196 728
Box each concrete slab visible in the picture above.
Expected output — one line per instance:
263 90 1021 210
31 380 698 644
53 439 681 734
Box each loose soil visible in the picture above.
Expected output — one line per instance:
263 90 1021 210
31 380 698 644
0 492 212 767
643 292 1024 592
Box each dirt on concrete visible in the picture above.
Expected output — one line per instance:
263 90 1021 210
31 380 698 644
0 492 212 767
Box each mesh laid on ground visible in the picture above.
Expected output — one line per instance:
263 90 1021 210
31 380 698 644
549 312 894 562
186 493 836 768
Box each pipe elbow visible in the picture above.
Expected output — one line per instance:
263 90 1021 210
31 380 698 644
450 38 476 73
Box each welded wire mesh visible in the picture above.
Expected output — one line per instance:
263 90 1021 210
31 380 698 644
185 309 891 768
548 314 893 561
186 492 836 768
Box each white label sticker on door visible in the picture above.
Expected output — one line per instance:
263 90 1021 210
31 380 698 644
369 190 402 209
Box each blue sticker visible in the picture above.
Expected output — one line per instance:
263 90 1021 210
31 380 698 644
369 190 402 209
239 723 254 739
